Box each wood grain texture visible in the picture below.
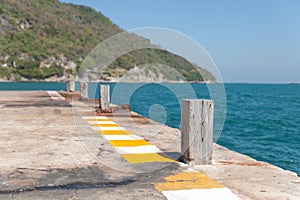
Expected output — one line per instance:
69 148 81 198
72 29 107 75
181 99 214 165
80 82 89 100
100 85 110 111
66 80 75 92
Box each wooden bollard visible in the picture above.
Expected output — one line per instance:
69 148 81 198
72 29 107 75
181 99 214 165
80 82 89 100
99 85 110 112
66 80 75 92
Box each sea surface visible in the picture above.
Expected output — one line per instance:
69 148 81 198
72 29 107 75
0 82 299 176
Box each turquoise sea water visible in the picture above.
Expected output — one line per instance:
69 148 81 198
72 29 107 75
0 82 299 176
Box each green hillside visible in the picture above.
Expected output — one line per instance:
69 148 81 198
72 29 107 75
0 0 215 82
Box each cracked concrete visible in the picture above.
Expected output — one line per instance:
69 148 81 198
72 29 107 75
0 91 299 199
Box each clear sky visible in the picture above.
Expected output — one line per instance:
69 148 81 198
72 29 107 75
60 0 300 83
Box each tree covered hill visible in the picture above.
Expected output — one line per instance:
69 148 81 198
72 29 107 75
0 0 215 82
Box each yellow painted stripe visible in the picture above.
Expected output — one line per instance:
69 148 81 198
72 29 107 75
97 130 133 135
109 140 151 147
84 115 175 165
122 153 175 164
90 123 119 127
155 172 223 191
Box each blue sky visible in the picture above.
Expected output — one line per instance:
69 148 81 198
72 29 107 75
60 0 300 83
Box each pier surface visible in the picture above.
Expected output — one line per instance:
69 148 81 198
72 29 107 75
0 91 299 199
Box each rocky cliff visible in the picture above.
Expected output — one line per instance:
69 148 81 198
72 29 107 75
0 0 215 82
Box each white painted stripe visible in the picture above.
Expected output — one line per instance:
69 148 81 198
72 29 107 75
51 97 66 101
115 145 161 154
103 135 144 141
87 121 116 125
47 91 66 101
92 126 126 131
47 91 61 97
82 116 109 120
70 101 89 105
161 188 241 200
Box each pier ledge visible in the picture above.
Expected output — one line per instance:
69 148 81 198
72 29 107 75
0 90 299 199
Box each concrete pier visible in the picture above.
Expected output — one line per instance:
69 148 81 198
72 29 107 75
0 91 299 199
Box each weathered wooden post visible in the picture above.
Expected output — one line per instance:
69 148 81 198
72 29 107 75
181 99 214 165
80 82 89 100
99 85 110 112
66 73 75 92
66 80 75 92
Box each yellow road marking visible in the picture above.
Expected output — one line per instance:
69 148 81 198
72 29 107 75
97 130 133 135
83 115 174 164
90 123 119 127
122 153 175 164
155 172 223 191
109 140 151 147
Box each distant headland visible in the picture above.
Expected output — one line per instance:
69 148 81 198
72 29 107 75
0 0 215 83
